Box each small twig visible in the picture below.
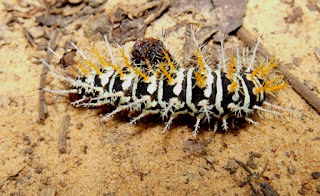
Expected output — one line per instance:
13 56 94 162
38 30 61 123
237 27 320 115
234 159 258 194
235 158 275 195
259 159 269 177
234 159 253 175
39 62 49 123
6 166 25 181
58 115 71 154
183 24 195 66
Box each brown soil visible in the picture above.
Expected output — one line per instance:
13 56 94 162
0 0 320 195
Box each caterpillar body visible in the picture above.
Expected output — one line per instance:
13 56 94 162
42 34 287 136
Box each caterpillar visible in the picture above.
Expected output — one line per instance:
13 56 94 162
42 33 288 136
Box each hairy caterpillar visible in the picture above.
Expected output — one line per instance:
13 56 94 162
42 33 288 136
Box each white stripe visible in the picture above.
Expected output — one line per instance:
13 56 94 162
186 68 197 113
108 71 118 93
147 75 157 94
100 70 114 86
132 74 139 100
173 67 185 96
122 73 134 91
232 91 239 102
214 70 224 115
157 75 166 109
86 72 95 85
237 75 250 110
204 66 213 98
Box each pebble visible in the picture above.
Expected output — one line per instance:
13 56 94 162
224 159 239 174
317 186 320 194
68 0 83 4
87 0 105 7
24 147 33 154
36 15 62 26
285 7 304 23
24 136 31 145
251 151 262 158
288 166 296 175
182 139 206 155
292 57 302 66
311 172 320 179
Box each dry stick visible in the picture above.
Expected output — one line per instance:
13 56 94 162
144 1 171 25
39 61 49 123
6 166 25 181
315 47 320 62
39 65 48 123
23 28 35 47
237 27 320 114
59 114 71 154
38 30 61 123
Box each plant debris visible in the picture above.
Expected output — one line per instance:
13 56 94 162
224 158 239 174
212 0 247 40
39 30 61 123
285 7 304 23
108 1 170 44
315 47 320 62
234 158 279 196
183 139 206 155
58 115 71 154
36 15 62 26
6 167 25 181
59 49 76 68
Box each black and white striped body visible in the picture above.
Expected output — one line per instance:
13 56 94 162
72 62 264 134
43 36 286 136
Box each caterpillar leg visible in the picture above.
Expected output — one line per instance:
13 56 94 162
129 109 160 125
71 97 89 107
222 115 229 131
163 110 188 132
227 103 243 117
193 118 201 137
161 98 178 119
101 96 150 122
76 92 124 107
198 99 213 125
163 116 174 132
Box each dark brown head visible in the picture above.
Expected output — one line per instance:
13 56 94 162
131 38 174 67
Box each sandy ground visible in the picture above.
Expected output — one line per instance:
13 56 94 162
0 0 320 195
